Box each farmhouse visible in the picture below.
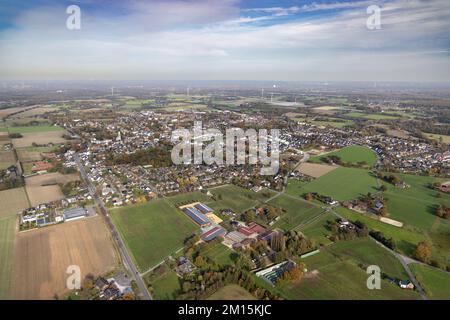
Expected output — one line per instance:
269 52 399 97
32 161 54 173
63 207 88 222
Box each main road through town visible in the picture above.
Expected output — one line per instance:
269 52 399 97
74 153 153 300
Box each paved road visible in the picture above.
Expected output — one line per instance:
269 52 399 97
74 154 152 300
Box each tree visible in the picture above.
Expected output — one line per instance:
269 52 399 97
413 242 432 263
379 184 387 192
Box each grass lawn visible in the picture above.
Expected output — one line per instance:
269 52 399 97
279 249 419 300
285 180 310 197
0 216 16 299
298 167 379 201
203 242 235 266
410 264 450 299
148 269 181 300
309 145 377 166
268 194 324 231
111 198 199 271
208 184 275 213
208 284 255 300
2 125 63 133
336 207 429 257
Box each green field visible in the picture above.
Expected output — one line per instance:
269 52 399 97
268 194 324 231
147 269 181 300
208 284 255 300
0 125 63 133
336 207 429 256
346 112 401 120
111 198 198 271
298 212 335 246
410 264 450 299
330 238 409 280
290 167 378 201
203 242 235 266
383 174 450 229
294 117 354 128
0 216 16 299
425 133 450 144
279 248 419 300
310 145 377 166
208 184 275 213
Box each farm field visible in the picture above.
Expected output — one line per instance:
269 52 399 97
25 173 80 207
425 133 450 144
298 212 334 246
329 238 409 280
0 187 30 218
335 207 429 256
296 162 337 178
410 264 450 299
309 145 377 166
208 184 275 213
17 150 42 162
0 216 16 299
111 198 198 271
293 167 379 201
268 194 324 231
294 117 353 128
383 174 450 230
0 150 16 170
10 216 117 299
346 112 401 120
147 268 181 300
208 284 255 300
1 125 63 133
12 131 67 148
279 249 419 300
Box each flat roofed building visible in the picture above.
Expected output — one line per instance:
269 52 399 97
63 207 88 222
194 203 214 214
181 207 210 226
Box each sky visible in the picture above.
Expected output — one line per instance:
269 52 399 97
0 0 449 81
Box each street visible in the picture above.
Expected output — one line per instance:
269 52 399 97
74 154 153 300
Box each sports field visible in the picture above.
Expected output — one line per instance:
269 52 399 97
293 167 379 201
279 248 419 300
208 285 255 300
111 198 198 271
309 145 377 166
410 264 450 299
0 216 16 299
268 194 324 231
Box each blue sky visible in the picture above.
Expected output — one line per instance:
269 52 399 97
0 0 449 81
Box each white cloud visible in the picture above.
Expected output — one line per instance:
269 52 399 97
0 0 449 81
